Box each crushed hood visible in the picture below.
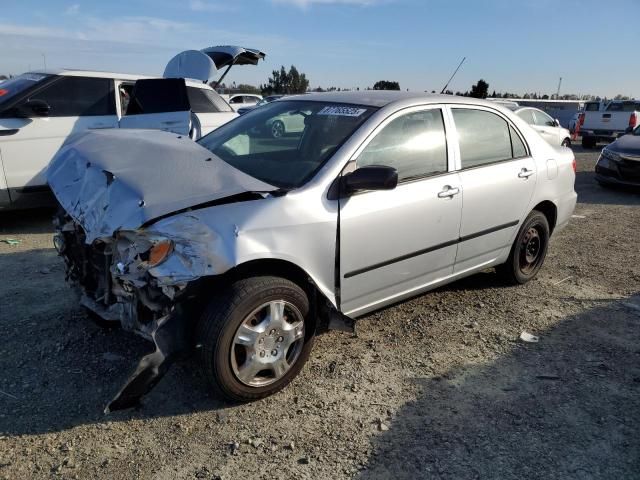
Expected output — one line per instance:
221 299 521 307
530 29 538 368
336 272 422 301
47 129 275 243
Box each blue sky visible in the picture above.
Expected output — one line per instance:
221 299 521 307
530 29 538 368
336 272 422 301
0 0 637 97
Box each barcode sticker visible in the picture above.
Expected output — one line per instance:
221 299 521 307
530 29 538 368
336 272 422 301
318 106 367 117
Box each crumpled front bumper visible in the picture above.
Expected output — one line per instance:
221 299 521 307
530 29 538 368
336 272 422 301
54 215 196 412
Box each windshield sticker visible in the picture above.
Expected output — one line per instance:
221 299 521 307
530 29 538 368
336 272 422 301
318 106 367 117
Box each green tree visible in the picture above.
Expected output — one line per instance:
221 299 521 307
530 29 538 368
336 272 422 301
235 84 261 95
262 65 309 95
469 79 489 99
372 80 400 90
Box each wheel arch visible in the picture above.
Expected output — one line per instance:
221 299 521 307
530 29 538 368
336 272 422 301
532 200 557 235
202 258 336 332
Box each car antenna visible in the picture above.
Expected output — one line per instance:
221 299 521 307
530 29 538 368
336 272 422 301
440 57 466 94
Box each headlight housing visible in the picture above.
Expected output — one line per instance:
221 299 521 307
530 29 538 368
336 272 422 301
148 240 174 267
600 148 620 162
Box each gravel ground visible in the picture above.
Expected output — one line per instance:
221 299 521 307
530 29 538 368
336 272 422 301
1 146 639 480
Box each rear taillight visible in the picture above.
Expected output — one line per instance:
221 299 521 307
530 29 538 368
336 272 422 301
572 158 577 173
578 113 585 126
629 113 637 128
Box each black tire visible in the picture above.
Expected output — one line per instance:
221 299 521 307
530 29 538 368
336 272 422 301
581 136 596 149
196 276 314 402
561 138 571 148
497 210 550 285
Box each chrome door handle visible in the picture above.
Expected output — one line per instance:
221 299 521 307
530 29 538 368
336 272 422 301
438 186 460 198
518 168 535 178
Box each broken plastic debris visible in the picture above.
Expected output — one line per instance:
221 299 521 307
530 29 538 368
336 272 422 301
519 331 539 343
1 238 21 246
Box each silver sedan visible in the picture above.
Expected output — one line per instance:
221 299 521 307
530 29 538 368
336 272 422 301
48 92 577 411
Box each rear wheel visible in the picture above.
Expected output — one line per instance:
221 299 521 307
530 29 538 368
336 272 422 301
581 136 596 149
196 276 314 402
561 138 571 148
497 210 550 285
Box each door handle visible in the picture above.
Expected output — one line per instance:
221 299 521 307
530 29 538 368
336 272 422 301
438 186 460 198
518 168 535 178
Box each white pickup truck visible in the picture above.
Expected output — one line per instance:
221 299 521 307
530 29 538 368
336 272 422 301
580 100 640 148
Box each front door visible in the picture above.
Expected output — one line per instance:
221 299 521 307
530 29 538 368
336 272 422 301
339 106 462 316
119 78 191 136
449 106 537 273
0 75 118 205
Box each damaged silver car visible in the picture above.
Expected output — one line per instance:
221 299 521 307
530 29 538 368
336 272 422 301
48 92 577 411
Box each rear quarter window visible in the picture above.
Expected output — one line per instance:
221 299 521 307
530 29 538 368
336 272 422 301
187 87 232 113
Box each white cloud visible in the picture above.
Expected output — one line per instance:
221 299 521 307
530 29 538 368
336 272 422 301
272 0 382 7
65 4 80 15
189 0 236 12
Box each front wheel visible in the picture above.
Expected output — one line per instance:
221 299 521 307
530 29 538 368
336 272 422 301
196 276 314 402
497 210 550 285
270 120 285 138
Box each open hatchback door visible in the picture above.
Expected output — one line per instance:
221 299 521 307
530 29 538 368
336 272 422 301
119 46 265 138
164 45 266 86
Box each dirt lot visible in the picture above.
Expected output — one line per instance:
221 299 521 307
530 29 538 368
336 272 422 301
1 146 639 480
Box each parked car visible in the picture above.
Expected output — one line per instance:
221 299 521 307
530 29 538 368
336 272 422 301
237 95 284 115
48 92 577 411
0 45 266 210
0 70 235 209
580 100 640 148
595 124 640 187
507 106 572 147
227 94 263 111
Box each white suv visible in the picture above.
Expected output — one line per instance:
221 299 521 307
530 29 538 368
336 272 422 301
0 71 236 209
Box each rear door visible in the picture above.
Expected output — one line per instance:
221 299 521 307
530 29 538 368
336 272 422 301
450 106 536 273
0 75 117 204
119 78 191 135
532 109 561 145
339 105 462 316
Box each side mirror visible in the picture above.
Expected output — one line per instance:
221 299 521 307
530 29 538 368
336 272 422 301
24 99 50 117
553 119 560 127
342 165 398 195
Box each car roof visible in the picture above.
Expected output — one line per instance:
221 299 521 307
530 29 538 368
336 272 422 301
27 69 214 89
284 91 503 109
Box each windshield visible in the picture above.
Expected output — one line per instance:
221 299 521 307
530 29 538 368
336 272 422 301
0 73 50 106
198 100 377 188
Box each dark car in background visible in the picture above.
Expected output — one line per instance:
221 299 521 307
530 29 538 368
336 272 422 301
595 125 640 187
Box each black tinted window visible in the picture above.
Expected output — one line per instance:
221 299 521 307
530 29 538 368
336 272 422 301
126 78 189 115
585 103 600 111
30 76 114 117
187 87 229 113
358 109 448 181
452 109 514 168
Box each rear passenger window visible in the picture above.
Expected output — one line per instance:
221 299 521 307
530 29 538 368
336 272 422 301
452 108 526 168
510 126 527 158
187 87 224 113
516 109 535 125
357 109 447 181
30 76 114 117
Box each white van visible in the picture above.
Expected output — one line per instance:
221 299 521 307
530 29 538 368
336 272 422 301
0 46 265 209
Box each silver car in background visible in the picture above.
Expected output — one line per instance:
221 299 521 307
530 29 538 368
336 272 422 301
48 92 577 411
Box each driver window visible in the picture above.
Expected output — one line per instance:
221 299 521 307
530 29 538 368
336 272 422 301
357 109 448 181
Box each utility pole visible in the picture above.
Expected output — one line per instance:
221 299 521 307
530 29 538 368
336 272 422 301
556 77 562 99
42 53 47 71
